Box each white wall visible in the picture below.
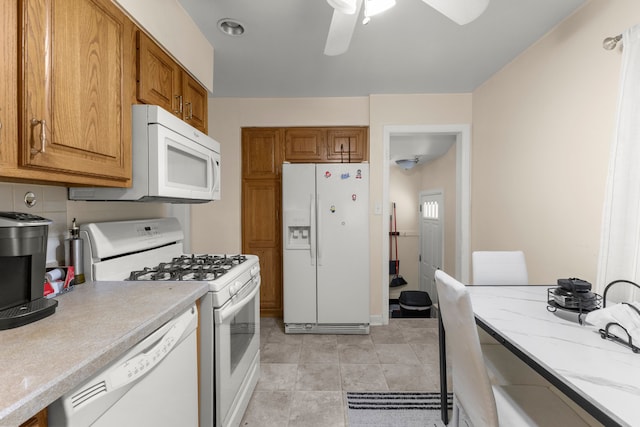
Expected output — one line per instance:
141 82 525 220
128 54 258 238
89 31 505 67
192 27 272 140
369 94 473 315
471 0 640 286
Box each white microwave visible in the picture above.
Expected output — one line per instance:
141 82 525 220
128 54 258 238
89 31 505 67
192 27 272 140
69 105 220 204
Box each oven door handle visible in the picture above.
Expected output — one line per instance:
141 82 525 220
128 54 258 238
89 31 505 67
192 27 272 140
215 276 260 324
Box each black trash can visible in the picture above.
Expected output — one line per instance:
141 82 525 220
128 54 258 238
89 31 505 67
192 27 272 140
398 290 433 317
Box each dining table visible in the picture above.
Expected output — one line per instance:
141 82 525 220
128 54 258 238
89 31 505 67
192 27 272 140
438 284 640 427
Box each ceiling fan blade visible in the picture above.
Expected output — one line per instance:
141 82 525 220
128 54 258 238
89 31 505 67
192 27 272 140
324 0 363 56
421 0 489 25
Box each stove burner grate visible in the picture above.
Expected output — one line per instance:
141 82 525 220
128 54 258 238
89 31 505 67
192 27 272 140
128 254 248 281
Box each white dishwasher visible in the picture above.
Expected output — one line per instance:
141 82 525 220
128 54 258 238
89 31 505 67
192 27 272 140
48 304 199 427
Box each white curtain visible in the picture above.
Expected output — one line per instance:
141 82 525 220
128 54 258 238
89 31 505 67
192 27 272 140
597 24 640 302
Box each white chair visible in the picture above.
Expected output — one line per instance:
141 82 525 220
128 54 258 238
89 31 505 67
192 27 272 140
471 250 545 385
435 270 589 427
472 251 528 286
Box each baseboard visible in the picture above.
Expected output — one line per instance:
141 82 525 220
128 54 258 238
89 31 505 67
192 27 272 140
369 314 384 326
285 323 369 334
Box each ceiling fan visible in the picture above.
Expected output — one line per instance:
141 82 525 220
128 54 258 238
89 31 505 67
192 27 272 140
324 0 490 56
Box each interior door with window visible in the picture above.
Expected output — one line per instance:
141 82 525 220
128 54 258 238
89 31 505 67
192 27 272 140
419 191 443 306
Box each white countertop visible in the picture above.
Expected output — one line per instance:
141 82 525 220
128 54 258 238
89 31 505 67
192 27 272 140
466 285 640 427
0 280 209 426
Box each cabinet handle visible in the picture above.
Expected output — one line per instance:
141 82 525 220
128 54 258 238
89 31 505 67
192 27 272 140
174 95 183 115
185 102 193 120
30 119 46 154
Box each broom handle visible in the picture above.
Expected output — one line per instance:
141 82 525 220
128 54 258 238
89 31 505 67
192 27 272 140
389 215 393 261
394 202 399 275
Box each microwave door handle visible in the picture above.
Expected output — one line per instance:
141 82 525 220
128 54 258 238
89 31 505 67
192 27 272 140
210 157 219 193
209 157 215 192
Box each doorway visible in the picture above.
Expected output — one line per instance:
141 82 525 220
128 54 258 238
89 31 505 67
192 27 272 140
382 124 471 324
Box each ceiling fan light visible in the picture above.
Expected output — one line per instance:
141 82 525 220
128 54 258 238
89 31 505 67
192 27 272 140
364 0 396 17
421 0 489 25
327 0 357 15
396 157 419 170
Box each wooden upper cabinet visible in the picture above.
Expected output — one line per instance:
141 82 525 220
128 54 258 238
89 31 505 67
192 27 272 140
284 128 325 162
136 30 181 114
283 127 368 163
181 72 208 133
20 0 133 182
137 31 208 133
0 0 18 171
326 128 367 162
242 128 282 179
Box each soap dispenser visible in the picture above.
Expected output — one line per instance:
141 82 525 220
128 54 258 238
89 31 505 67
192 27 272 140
65 218 85 284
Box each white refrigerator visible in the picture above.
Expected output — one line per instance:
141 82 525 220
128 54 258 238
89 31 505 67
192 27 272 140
283 163 370 334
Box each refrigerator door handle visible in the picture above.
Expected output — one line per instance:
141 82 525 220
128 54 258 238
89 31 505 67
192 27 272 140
317 193 322 266
310 193 316 266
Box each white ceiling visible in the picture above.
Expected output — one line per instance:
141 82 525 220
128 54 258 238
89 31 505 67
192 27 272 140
177 0 586 98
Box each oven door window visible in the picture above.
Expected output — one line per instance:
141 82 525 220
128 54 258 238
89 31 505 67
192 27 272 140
230 297 256 373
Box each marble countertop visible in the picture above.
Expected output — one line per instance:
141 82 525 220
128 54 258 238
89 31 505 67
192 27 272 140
466 285 640 427
0 280 209 426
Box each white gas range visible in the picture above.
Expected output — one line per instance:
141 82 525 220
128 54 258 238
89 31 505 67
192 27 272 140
80 217 260 427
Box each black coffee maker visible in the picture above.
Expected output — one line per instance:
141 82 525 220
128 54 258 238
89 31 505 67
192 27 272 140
0 212 58 329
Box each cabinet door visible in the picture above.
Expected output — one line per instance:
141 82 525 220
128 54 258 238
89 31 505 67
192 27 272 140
242 128 282 179
326 128 368 162
182 72 208 133
0 0 18 170
284 128 325 162
19 408 47 427
137 31 207 133
136 30 182 116
21 0 133 181
242 180 282 317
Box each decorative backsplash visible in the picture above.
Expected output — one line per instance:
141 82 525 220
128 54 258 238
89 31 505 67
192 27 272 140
0 182 172 266
0 182 68 265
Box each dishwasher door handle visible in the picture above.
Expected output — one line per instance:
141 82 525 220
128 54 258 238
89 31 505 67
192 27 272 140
109 305 197 389
55 304 198 424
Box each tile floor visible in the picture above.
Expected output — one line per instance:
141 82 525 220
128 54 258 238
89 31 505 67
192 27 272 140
240 317 445 427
